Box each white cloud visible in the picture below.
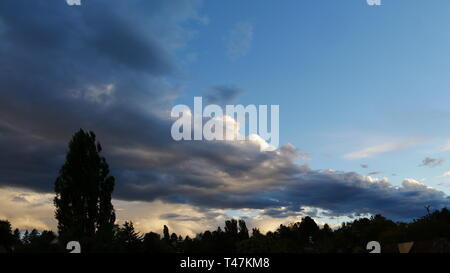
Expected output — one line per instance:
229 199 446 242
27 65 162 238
249 133 276 152
70 84 116 106
402 178 431 190
439 139 450 152
66 0 81 6
344 139 422 159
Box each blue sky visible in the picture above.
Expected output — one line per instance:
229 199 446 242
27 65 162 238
176 0 450 193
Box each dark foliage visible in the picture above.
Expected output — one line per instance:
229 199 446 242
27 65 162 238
2 210 450 253
54 129 115 251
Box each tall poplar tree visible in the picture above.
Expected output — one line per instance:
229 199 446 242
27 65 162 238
54 129 115 248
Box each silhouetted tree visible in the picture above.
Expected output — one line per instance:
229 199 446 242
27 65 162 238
163 225 170 242
225 219 238 235
143 232 170 253
0 220 13 252
170 233 179 245
23 229 39 246
13 229 62 253
299 216 320 244
54 129 115 250
12 228 21 250
238 220 249 240
114 221 142 252
252 228 262 238
22 230 29 244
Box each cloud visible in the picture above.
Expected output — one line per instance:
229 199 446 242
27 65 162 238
344 139 422 159
360 164 369 169
88 142 450 221
402 178 432 191
11 195 29 203
442 172 450 177
112 199 227 237
420 157 444 168
271 174 449 221
439 139 450 152
226 21 253 60
66 0 81 6
203 85 245 105
160 213 204 222
0 187 56 231
0 0 207 191
367 171 382 176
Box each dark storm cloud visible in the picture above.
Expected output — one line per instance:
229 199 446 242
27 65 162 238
83 9 176 75
420 157 445 168
0 0 449 222
0 124 64 191
0 0 196 192
160 213 203 222
203 85 245 105
0 0 179 74
269 173 450 221
263 207 304 219
110 142 450 221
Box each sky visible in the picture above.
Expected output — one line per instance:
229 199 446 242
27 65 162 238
1 0 450 236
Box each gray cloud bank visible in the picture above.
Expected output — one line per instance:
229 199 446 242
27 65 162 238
420 157 445 168
203 85 246 105
0 0 449 222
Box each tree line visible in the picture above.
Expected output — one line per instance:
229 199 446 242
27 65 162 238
1 129 450 253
